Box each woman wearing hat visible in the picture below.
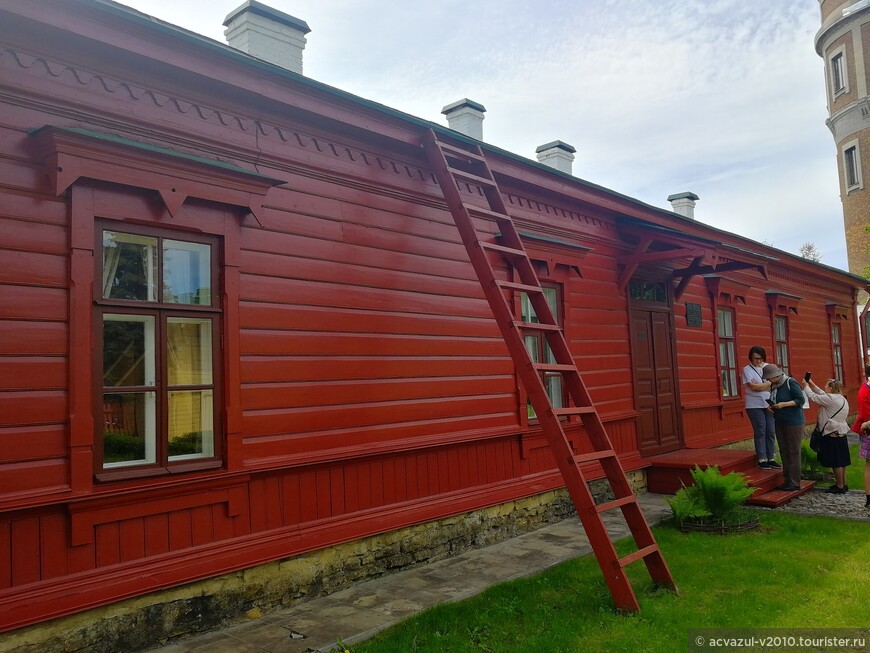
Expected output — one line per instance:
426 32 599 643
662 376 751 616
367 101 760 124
762 364 804 491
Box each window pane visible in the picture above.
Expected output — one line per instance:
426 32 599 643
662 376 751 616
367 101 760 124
775 317 786 340
521 293 535 323
102 231 157 301
168 390 214 459
163 240 211 305
103 314 156 387
546 374 563 408
524 334 540 362
102 392 156 466
717 309 733 338
522 288 558 323
168 318 213 386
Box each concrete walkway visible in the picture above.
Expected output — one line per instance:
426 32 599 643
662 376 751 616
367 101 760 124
145 493 673 653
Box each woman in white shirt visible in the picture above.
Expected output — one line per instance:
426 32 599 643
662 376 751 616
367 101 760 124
802 377 851 493
742 346 778 469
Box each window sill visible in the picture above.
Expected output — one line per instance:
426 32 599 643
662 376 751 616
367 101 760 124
94 458 222 484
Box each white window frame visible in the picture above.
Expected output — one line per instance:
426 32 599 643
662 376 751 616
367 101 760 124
830 47 848 99
843 140 863 193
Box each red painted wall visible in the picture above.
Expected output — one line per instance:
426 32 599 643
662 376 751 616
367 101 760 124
0 0 863 632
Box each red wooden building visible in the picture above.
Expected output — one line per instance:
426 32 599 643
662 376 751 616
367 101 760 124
0 0 865 645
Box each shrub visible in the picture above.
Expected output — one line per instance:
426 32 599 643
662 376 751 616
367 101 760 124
668 465 755 527
168 431 203 456
103 431 145 462
800 439 825 477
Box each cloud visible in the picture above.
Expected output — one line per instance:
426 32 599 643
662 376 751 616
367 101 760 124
121 0 850 269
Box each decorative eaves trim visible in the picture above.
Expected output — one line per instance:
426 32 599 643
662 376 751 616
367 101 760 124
765 290 802 315
704 275 751 305
29 125 285 223
826 302 852 320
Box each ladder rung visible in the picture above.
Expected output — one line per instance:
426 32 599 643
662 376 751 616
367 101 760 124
451 169 498 188
553 407 597 418
480 241 526 259
533 363 577 373
514 320 561 331
618 544 660 569
595 495 636 514
464 204 514 222
437 141 486 163
571 449 617 465
496 280 544 294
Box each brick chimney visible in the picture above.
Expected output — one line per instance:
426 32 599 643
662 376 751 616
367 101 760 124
667 192 700 219
535 140 576 175
223 1 311 74
441 99 486 141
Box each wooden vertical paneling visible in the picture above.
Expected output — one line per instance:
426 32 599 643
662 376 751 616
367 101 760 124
11 518 40 586
248 478 269 533
415 454 428 498
369 461 384 508
394 457 409 503
168 511 192 552
261 476 282 530
448 448 461 491
212 503 234 542
437 449 450 493
40 512 69 579
144 514 170 557
94 523 120 568
281 472 303 526
381 458 397 505
329 467 345 517
299 470 318 522
119 519 146 564
315 469 331 520
343 465 359 514
0 520 9 589
190 506 214 547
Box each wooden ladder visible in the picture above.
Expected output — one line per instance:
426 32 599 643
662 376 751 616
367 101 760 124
421 129 677 612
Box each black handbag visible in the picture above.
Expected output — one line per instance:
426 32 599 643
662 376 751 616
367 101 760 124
809 426 823 452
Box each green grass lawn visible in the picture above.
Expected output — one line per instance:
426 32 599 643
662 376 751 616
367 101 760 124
352 511 869 653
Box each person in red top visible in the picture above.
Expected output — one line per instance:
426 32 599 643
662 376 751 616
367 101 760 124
851 365 870 510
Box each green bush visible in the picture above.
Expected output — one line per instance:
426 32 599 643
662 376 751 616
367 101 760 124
668 465 754 527
103 431 145 462
168 431 203 456
800 438 826 478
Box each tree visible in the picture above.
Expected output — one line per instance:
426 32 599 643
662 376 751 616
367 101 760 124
799 242 822 263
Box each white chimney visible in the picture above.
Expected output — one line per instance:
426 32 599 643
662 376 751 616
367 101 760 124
667 192 700 219
441 99 486 141
223 1 311 74
535 140 576 175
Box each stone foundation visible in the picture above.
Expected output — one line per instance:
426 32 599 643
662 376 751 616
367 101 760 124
3 473 644 653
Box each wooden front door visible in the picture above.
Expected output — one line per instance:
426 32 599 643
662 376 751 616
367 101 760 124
630 307 681 456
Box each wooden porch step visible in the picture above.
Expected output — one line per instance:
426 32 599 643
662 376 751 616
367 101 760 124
646 448 757 494
747 480 816 507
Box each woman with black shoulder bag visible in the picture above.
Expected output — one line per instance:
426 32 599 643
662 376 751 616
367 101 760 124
803 377 851 494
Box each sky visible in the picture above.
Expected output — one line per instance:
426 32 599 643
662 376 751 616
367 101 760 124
120 0 849 270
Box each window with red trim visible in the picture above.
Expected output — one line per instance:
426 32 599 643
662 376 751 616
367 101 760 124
774 315 790 376
832 322 843 382
717 307 738 398
520 284 564 419
96 221 222 476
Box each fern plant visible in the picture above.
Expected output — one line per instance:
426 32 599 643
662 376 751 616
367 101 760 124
668 465 754 527
800 439 826 478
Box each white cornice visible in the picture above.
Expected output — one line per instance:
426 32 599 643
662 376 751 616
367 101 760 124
826 96 870 141
816 2 870 53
